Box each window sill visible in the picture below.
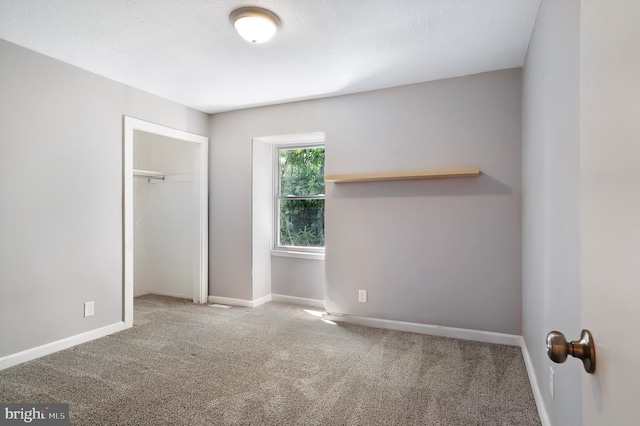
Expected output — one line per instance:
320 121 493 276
271 250 325 260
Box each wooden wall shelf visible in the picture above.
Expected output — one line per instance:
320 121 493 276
324 167 480 183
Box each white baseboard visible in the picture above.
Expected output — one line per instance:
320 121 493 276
207 296 253 307
208 294 323 308
147 291 192 300
252 294 272 307
324 313 522 346
521 339 551 426
207 294 272 308
0 321 126 371
271 294 325 308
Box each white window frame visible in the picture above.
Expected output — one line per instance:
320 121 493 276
272 141 325 259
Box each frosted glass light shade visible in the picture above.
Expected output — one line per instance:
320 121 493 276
230 7 280 44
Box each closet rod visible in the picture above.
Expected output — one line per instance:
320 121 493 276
134 175 165 181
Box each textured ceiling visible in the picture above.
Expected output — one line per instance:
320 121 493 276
0 0 540 114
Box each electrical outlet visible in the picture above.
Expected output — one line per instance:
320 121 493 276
358 289 367 303
549 366 555 400
84 301 95 317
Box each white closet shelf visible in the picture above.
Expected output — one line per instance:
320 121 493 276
324 167 481 183
133 169 168 178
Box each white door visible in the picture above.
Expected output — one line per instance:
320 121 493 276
580 1 640 424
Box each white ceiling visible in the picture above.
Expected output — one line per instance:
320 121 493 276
0 0 540 114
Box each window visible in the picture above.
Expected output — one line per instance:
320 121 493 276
275 145 325 252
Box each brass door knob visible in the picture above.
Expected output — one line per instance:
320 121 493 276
546 329 596 373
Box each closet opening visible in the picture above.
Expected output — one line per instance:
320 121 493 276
123 117 209 327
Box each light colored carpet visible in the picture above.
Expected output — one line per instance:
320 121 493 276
1 295 541 425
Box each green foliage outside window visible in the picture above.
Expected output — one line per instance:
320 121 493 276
278 147 325 247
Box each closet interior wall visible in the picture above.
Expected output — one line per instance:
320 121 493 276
133 130 197 299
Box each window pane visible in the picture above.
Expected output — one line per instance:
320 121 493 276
279 199 325 247
279 147 325 196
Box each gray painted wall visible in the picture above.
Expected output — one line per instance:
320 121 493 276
210 69 522 334
271 257 325 301
0 40 209 357
522 0 582 424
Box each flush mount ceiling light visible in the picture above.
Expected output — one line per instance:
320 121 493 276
230 7 280 44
